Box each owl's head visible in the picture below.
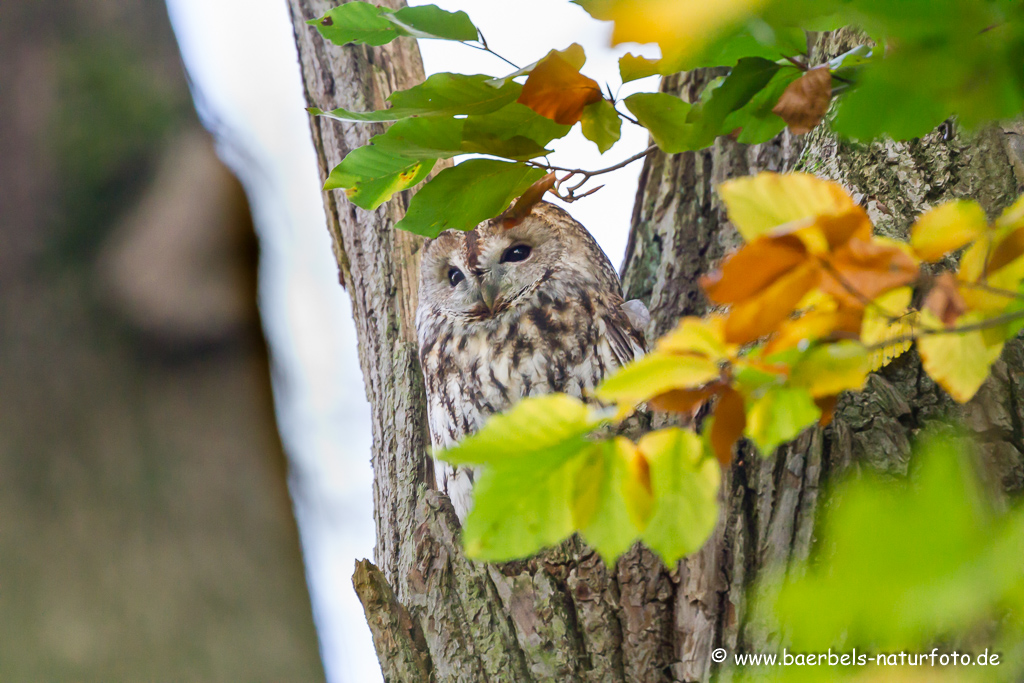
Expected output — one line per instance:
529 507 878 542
417 202 617 323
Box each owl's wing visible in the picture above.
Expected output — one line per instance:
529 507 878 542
603 299 650 367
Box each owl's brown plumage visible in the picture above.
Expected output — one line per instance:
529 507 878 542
416 202 648 520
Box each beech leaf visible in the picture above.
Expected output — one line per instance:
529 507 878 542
918 311 1005 403
395 159 545 237
580 99 622 154
910 200 988 262
517 51 602 125
771 66 833 135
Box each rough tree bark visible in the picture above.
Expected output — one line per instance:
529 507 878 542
287 11 1024 681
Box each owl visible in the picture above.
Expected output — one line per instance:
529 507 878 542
416 202 649 521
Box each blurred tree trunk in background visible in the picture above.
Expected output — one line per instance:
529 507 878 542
0 1 323 680
288 11 1024 681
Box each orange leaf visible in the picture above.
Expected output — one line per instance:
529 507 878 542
649 385 721 413
701 234 808 304
710 387 746 465
922 272 968 328
724 261 822 344
814 395 838 427
815 207 873 250
772 66 832 135
518 52 603 125
821 238 919 308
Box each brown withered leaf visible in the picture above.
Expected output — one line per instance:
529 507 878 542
710 387 746 465
497 173 556 228
518 52 603 125
923 272 968 327
772 66 832 135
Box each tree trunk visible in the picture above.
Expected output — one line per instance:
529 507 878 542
287 15 1024 681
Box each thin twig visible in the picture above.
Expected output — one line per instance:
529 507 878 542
817 258 905 321
865 308 1024 352
529 145 658 201
529 145 657 177
470 31 520 70
615 106 642 126
783 55 808 71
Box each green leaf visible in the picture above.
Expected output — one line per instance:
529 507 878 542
623 93 696 153
364 116 464 158
445 395 601 562
310 73 521 123
721 65 802 144
310 3 478 46
395 159 545 236
464 444 588 561
638 429 721 564
788 341 870 398
580 99 622 154
463 103 572 148
668 24 808 71
573 439 650 563
308 2 398 47
388 5 477 41
595 352 722 406
438 394 598 466
619 53 663 83
324 147 436 210
772 430 1024 650
744 386 820 455
689 56 781 148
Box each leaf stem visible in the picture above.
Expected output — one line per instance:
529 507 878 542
470 31 520 70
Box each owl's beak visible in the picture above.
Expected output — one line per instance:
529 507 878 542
480 278 501 312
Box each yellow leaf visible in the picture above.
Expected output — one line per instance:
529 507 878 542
917 311 1005 403
655 316 735 362
717 172 858 241
789 341 870 398
995 193 1024 231
596 351 722 406
958 233 1024 312
861 287 917 370
910 200 988 262
619 438 654 531
601 0 767 71
765 307 842 354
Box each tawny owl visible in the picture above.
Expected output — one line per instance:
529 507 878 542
416 202 649 521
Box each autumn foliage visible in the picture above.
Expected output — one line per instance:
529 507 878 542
303 0 1024 567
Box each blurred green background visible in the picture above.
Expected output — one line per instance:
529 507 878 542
0 0 324 680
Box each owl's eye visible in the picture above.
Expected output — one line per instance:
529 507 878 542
448 267 465 287
501 244 532 264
